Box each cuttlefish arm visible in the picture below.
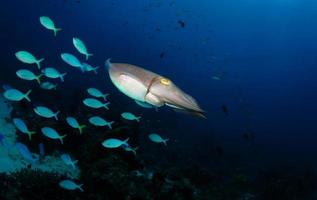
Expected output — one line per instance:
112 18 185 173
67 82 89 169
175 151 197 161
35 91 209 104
105 59 205 118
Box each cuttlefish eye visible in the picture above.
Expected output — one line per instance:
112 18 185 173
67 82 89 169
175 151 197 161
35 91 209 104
160 78 171 86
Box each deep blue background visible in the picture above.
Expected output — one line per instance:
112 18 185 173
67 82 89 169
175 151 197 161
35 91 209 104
1 0 317 172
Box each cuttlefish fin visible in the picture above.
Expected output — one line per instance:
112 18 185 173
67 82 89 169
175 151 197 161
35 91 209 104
173 108 207 119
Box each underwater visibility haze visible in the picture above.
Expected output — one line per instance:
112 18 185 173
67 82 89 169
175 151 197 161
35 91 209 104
0 0 317 199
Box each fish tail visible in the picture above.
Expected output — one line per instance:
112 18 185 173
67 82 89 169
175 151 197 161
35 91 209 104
107 121 114 129
27 131 36 141
104 102 110 110
123 137 130 145
36 58 44 69
78 125 87 134
54 28 62 36
54 111 60 120
24 89 32 102
36 74 44 84
163 139 169 146
59 134 67 144
93 66 100 74
105 58 112 70
133 147 139 155
60 73 67 82
85 53 93 61
102 93 110 101
71 160 78 169
78 184 84 192
80 65 85 73
136 116 141 122
71 163 76 169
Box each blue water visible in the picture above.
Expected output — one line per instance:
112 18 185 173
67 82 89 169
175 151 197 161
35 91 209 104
1 0 317 198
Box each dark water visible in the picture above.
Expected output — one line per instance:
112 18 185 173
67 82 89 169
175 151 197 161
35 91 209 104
1 0 317 199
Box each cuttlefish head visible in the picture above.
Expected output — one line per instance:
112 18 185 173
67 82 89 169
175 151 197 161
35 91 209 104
145 76 206 118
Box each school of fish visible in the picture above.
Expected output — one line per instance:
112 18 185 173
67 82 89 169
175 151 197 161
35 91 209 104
3 15 204 192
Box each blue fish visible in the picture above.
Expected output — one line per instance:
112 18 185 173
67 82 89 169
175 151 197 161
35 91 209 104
2 84 13 91
39 143 45 159
121 143 138 155
15 142 38 164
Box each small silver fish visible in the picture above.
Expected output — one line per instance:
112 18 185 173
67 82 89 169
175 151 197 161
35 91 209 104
40 82 58 90
4 89 32 102
59 180 83 192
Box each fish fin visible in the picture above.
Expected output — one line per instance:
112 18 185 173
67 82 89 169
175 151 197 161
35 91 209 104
104 102 110 110
163 139 169 146
123 138 130 145
27 131 36 141
36 58 44 69
60 73 67 82
78 125 87 134
136 116 141 122
102 93 110 101
173 108 207 119
54 111 60 120
24 90 32 102
71 160 78 169
85 53 93 61
79 65 85 73
93 66 99 74
78 184 84 192
105 58 112 70
36 74 44 84
59 134 67 144
54 28 62 36
107 121 114 129
133 147 139 155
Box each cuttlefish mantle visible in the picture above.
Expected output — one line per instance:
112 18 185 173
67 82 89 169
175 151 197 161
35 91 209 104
105 59 205 118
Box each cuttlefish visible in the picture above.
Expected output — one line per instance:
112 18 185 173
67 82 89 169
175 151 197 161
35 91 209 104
105 59 205 118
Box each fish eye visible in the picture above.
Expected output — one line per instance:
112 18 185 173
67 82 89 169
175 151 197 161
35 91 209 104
160 78 171 86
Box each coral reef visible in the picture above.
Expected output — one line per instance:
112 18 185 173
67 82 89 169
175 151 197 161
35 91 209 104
1 96 317 200
0 96 23 173
0 169 66 200
0 96 79 177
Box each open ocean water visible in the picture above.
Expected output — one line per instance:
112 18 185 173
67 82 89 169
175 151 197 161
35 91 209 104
0 0 317 199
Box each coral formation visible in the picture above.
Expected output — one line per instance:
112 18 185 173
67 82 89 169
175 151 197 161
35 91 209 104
1 96 317 200
0 96 79 177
